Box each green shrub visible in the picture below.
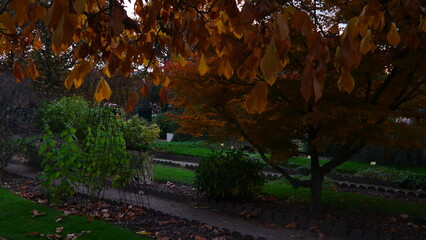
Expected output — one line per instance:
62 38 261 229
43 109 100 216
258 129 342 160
37 96 91 139
153 112 179 139
354 166 405 182
397 175 426 190
123 116 160 150
195 151 265 200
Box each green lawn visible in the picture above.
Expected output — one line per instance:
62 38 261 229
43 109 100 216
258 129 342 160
0 188 148 240
153 164 426 218
151 141 426 175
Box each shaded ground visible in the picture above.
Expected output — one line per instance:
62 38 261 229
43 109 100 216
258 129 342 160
0 172 241 240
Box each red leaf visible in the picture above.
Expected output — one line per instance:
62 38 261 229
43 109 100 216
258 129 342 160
125 92 139 113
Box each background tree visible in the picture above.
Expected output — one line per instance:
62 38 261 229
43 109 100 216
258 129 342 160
166 3 426 214
0 73 35 181
0 0 425 214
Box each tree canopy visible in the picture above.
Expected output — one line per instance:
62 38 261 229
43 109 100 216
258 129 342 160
1 0 426 213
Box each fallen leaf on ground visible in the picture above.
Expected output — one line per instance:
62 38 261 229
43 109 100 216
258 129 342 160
46 233 62 239
308 225 318 232
317 232 328 240
136 230 153 235
0 237 8 240
87 216 94 222
212 237 226 240
268 223 277 229
194 235 207 240
400 214 409 219
241 210 257 219
31 209 46 217
200 224 213 231
27 232 40 236
56 227 64 233
289 234 304 239
285 222 299 229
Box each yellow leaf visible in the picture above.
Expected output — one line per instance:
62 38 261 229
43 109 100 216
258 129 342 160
197 53 208 76
136 231 153 235
162 76 170 87
338 70 355 93
65 70 77 90
222 59 234 80
13 62 24 83
260 39 280 86
245 81 268 114
386 22 400 46
420 17 426 32
275 13 289 41
360 29 373 55
94 77 112 102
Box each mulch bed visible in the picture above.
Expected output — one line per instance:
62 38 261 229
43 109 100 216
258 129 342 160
0 172 241 240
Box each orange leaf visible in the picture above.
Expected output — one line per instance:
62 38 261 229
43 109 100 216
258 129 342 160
260 39 279 86
25 59 39 80
293 11 313 35
140 84 149 97
245 81 268 114
33 34 42 50
65 70 77 90
338 70 355 93
386 22 400 46
159 87 168 105
94 77 112 102
162 76 170 87
197 53 208 76
239 3 258 25
110 6 125 36
52 15 65 54
13 62 24 83
125 92 139 113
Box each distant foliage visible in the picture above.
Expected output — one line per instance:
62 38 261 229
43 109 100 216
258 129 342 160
397 175 426 190
354 167 406 182
195 151 265 200
37 96 91 139
154 112 179 139
123 116 160 150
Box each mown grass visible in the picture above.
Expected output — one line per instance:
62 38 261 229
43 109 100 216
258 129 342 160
151 141 426 175
0 188 148 240
153 164 426 217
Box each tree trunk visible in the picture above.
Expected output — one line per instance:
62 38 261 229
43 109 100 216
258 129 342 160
0 169 3 183
309 172 324 216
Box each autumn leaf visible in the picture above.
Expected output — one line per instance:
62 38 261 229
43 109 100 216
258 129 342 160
245 81 268 114
33 34 42 50
260 39 280 86
386 22 400 46
52 15 65 54
125 92 139 113
25 59 39 80
31 209 46 218
285 222 299 229
136 230 153 235
338 70 355 93
239 3 258 25
275 13 289 41
13 62 24 83
162 76 170 87
140 84 149 97
198 53 209 76
159 87 168 105
94 77 112 102
360 29 374 55
73 0 86 14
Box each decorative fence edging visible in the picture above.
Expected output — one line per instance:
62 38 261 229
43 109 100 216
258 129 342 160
138 185 398 240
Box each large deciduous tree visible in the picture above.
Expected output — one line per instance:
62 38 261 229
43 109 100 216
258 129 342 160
0 0 425 213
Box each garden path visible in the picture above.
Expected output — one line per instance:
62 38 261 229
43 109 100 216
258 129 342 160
5 163 342 240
